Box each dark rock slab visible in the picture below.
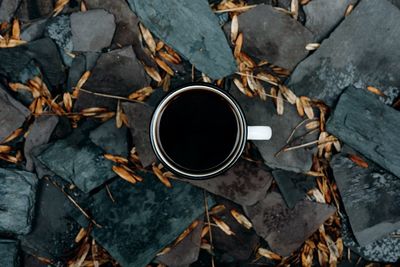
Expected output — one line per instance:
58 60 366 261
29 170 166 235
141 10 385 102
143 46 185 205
289 0 400 106
327 86 400 178
16 0 54 21
69 172 213 267
229 83 316 173
37 129 115 193
74 46 150 111
21 18 48 42
89 118 128 156
331 146 400 246
0 85 30 142
244 192 335 255
0 168 38 235
389 0 400 8
156 220 204 266
24 116 59 172
71 10 116 52
186 159 273 206
20 179 80 262
224 4 313 70
122 102 156 167
128 0 236 79
0 0 21 22
272 170 316 209
304 0 355 42
0 240 19 267
67 52 100 92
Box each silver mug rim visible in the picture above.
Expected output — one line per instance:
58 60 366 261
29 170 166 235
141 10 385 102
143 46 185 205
149 83 247 179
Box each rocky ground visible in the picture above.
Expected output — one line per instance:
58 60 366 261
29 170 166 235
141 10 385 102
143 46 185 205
0 0 399 266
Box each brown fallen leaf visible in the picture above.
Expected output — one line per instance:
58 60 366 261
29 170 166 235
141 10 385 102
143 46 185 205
306 120 320 130
63 92 73 112
255 72 279 86
0 154 19 164
116 100 123 128
305 43 320 51
291 0 299 20
233 78 252 97
0 145 12 154
211 216 234 236
104 154 129 165
0 39 27 48
144 66 162 83
70 243 90 267
152 164 172 188
73 71 91 97
234 33 243 58
112 166 137 185
201 225 210 238
2 128 24 144
367 86 386 97
258 247 282 261
11 18 20 40
279 84 297 104
230 209 252 229
300 96 314 119
296 97 305 117
348 154 369 168
173 220 200 246
209 204 226 215
156 41 164 51
158 51 180 65
155 57 174 76
344 4 354 16
139 23 156 54
75 228 87 243
277 90 284 115
231 14 239 43
53 0 70 17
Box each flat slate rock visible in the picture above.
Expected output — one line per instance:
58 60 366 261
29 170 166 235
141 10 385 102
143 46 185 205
24 116 59 171
304 0 355 42
16 0 54 21
21 18 48 42
74 46 150 111
327 86 400 179
128 0 236 79
224 4 313 70
69 172 213 267
0 240 19 267
89 118 128 156
122 102 157 167
272 170 316 209
229 83 316 173
20 179 80 262
289 0 400 106
244 192 335 255
0 0 21 22
67 52 100 92
71 10 116 52
0 85 30 142
156 220 204 267
0 168 38 235
37 129 115 193
331 146 400 246
186 159 273 206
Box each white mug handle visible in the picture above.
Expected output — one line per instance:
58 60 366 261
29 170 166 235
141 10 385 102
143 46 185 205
247 126 272 140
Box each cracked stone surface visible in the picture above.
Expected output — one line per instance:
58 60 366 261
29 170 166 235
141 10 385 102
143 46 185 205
327 86 400 178
127 0 237 79
289 0 400 106
0 239 20 267
0 168 38 235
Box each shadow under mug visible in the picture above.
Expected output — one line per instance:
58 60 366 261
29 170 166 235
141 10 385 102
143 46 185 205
150 83 272 179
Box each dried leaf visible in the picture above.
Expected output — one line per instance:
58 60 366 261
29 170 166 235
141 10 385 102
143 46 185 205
104 154 129 164
128 86 153 100
306 120 320 130
345 4 354 16
279 84 297 104
155 57 174 76
291 0 299 20
75 228 87 243
139 23 156 54
8 82 31 92
233 78 252 97
156 247 171 256
164 45 181 62
300 96 314 119
202 73 212 83
234 33 243 57
116 100 123 128
296 97 305 117
367 86 386 97
258 247 282 260
74 71 91 96
144 66 162 82
201 225 209 238
211 216 234 236
11 19 20 40
0 145 12 153
112 166 137 185
277 90 284 115
162 74 171 92
336 238 344 258
173 220 200 246
309 188 326 203
70 243 90 267
230 209 252 229
239 52 256 69
80 0 87 11
63 92 73 112
333 140 342 152
348 154 369 168
53 0 70 17
0 154 19 164
156 41 164 51
305 43 320 51
2 128 24 144
255 72 279 86
93 111 115 121
158 51 180 65
231 14 239 43
0 39 27 48
209 204 226 215
152 164 172 188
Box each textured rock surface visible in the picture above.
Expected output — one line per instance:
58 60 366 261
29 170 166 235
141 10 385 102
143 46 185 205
224 4 313 70
122 102 157 167
229 83 316 173
187 159 273 206
304 0 355 41
272 170 316 209
0 239 19 267
244 192 335 255
16 0 54 21
69 173 213 267
71 10 116 52
289 0 400 106
0 0 22 22
331 147 400 246
128 0 236 79
0 169 38 235
327 86 400 178
24 116 59 171
74 47 150 111
0 85 30 142
21 18 48 42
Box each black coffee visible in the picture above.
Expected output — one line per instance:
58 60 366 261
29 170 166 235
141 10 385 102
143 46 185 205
159 89 239 173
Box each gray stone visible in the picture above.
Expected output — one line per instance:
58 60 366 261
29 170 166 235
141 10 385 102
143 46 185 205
128 0 236 79
272 170 316 209
156 221 204 266
331 147 400 246
122 102 157 167
71 10 116 52
229 83 316 173
0 240 19 267
74 46 150 111
0 168 38 235
304 0 355 42
16 0 54 21
244 192 335 255
89 118 129 156
224 4 313 70
69 172 213 267
0 85 30 142
37 130 115 193
186 159 273 206
0 0 21 22
67 52 100 92
20 179 80 262
327 86 400 179
21 18 48 42
389 0 400 8
24 116 59 171
289 0 400 106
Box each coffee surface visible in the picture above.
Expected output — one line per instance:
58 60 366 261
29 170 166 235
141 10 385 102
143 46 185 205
159 89 239 172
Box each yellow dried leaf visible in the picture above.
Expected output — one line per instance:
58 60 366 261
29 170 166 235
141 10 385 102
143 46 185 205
305 43 320 51
156 247 171 256
231 14 239 43
0 154 18 164
230 209 252 229
239 52 256 69
128 86 153 100
345 4 354 16
155 57 174 76
291 0 299 20
11 18 20 40
144 66 162 82
336 238 344 258
2 128 24 144
0 39 27 48
158 51 180 65
93 111 115 121
367 86 386 97
152 164 172 188
201 225 209 238
8 82 31 92
74 71 91 96
296 97 305 117
211 216 234 236
156 41 164 51
234 33 243 57
333 140 341 152
53 0 69 17
162 74 171 92
70 243 90 267
209 204 226 215
277 90 284 115
116 100 123 128
74 228 87 243
80 0 87 11
279 84 297 104
309 188 326 203
233 78 252 97
112 166 137 185
306 120 320 130
104 154 129 164
139 23 156 54
81 107 107 114
164 45 181 62
63 92 72 112
0 145 12 153
255 72 279 86
258 247 282 261
300 96 314 119
174 220 199 245
348 154 369 168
